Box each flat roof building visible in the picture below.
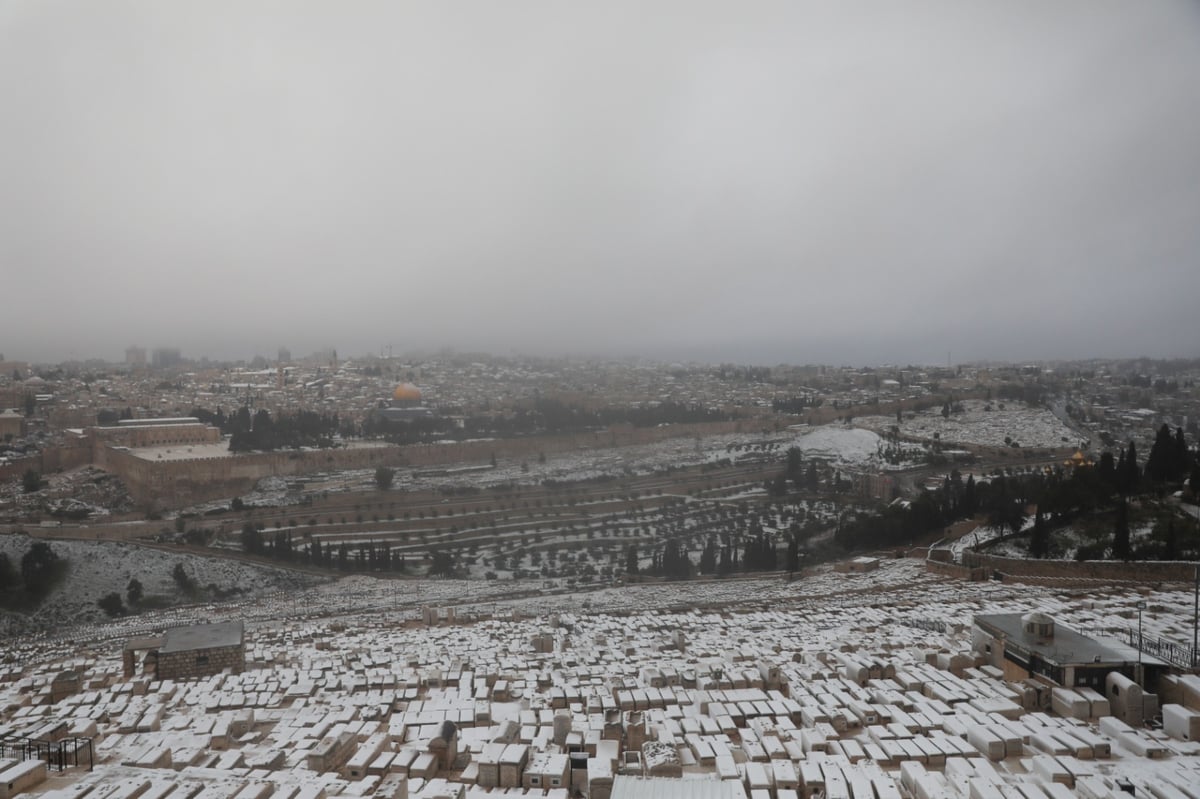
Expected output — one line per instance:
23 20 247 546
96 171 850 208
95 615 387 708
973 612 1168 691
153 620 246 681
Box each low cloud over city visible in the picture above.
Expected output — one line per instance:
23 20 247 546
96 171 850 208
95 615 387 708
3 2 1200 364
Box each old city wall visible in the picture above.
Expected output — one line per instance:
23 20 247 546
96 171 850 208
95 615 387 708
98 445 402 511
0 454 39 482
98 419 767 510
0 438 92 482
42 436 94 473
394 418 763 469
961 551 1197 583
1 419 769 511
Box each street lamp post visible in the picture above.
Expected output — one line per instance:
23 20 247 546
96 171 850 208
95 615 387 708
1137 600 1147 684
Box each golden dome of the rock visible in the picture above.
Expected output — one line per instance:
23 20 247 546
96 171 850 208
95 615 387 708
393 383 422 402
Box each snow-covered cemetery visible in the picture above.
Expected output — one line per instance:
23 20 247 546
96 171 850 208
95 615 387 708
5 356 1200 798
4 555 1200 799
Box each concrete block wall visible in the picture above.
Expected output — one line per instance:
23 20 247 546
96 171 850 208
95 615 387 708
156 644 245 682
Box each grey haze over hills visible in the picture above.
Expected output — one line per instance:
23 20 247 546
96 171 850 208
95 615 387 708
2 2 1200 366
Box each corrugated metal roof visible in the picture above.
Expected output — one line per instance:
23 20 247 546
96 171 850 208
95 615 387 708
612 775 734 799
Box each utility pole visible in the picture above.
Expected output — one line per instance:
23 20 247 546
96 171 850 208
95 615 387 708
1137 601 1146 668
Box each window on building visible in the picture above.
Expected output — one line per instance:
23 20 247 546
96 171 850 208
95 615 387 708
196 655 209 667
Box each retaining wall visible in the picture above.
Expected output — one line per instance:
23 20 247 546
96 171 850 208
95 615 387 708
962 551 1198 583
924 559 988 581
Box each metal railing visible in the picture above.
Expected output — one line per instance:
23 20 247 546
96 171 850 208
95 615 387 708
1078 625 1197 670
1130 629 1197 670
0 734 93 772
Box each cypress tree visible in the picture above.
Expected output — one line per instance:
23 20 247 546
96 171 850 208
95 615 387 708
1030 506 1049 559
1174 428 1191 480
718 541 732 575
786 447 803 482
1125 441 1139 493
962 474 978 517
1147 424 1174 483
1165 519 1179 561
1098 451 1117 491
699 538 717 574
1112 498 1131 561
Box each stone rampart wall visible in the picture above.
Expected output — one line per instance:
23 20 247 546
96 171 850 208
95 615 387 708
0 454 39 482
0 438 92 482
962 551 1197 583
99 445 399 511
100 419 768 511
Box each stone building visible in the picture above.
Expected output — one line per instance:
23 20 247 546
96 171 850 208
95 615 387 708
90 417 222 449
153 621 246 681
0 409 25 440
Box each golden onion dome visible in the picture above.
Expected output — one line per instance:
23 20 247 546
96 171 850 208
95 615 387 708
393 383 422 402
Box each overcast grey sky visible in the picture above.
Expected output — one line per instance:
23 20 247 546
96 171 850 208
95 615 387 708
2 1 1199 366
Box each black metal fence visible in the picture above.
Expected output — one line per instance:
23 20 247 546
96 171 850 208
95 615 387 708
1129 629 1197 670
0 734 93 771
1078 625 1197 670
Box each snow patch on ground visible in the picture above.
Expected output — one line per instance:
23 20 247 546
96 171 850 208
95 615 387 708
0 466 134 520
0 533 325 637
859 399 1082 450
792 427 881 466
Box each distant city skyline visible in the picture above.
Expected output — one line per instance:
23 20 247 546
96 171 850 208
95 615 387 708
3 2 1200 368
6 339 1200 370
